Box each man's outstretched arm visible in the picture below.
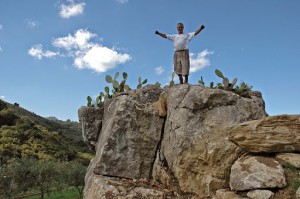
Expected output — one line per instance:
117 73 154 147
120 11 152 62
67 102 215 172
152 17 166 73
194 25 205 36
155 30 167 39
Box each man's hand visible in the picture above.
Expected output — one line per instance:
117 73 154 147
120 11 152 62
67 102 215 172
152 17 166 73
155 30 167 38
194 25 205 36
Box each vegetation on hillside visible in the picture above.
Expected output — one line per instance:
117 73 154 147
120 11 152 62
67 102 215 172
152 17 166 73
0 99 91 198
5 101 87 153
0 99 92 164
0 158 85 199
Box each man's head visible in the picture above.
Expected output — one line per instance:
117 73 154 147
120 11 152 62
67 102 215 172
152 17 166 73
177 23 184 34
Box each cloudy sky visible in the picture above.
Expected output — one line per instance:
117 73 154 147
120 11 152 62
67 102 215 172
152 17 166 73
0 0 299 121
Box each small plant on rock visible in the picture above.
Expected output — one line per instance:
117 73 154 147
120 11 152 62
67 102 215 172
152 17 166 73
103 86 112 101
170 72 176 86
283 163 300 193
198 76 205 87
214 69 253 97
235 82 253 97
96 93 104 107
106 72 131 93
155 82 161 88
197 69 253 97
137 76 147 89
215 69 237 91
87 96 93 107
86 71 136 107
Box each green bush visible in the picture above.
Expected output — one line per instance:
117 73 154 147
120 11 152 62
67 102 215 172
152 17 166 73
283 163 300 192
0 109 18 127
0 99 7 111
62 161 86 198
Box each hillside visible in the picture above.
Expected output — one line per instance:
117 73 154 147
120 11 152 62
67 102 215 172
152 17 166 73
6 102 83 144
0 99 92 164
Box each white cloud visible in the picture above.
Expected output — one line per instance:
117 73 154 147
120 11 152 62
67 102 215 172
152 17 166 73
52 29 96 50
0 96 5 99
155 66 165 75
0 24 3 30
116 0 128 4
29 29 132 73
0 46 3 52
59 1 85 18
25 19 39 28
74 45 131 72
190 49 214 73
28 44 60 60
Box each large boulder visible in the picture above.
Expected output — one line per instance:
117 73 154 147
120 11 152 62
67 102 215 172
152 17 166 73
230 155 286 191
91 85 164 180
153 85 267 197
228 115 300 153
80 84 269 198
92 94 164 179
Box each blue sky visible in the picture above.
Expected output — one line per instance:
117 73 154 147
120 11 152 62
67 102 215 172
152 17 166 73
0 0 299 121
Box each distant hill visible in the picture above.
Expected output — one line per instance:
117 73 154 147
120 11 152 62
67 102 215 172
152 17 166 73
46 116 60 121
0 99 92 164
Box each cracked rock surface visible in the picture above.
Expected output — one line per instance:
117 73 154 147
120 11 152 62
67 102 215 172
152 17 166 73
154 85 267 197
79 84 268 198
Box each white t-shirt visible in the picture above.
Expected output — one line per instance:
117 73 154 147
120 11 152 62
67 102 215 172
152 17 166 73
167 32 195 51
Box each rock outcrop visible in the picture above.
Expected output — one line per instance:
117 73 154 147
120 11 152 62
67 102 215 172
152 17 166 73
228 115 300 199
79 84 300 199
228 115 300 153
78 106 104 151
85 85 164 181
153 85 267 197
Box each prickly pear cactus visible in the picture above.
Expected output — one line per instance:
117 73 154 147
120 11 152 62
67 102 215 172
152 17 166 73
137 76 147 89
87 96 92 107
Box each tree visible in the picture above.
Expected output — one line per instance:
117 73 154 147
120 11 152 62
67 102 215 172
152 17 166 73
12 158 39 194
63 161 86 198
0 109 18 126
12 159 62 199
31 160 61 199
0 162 17 198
